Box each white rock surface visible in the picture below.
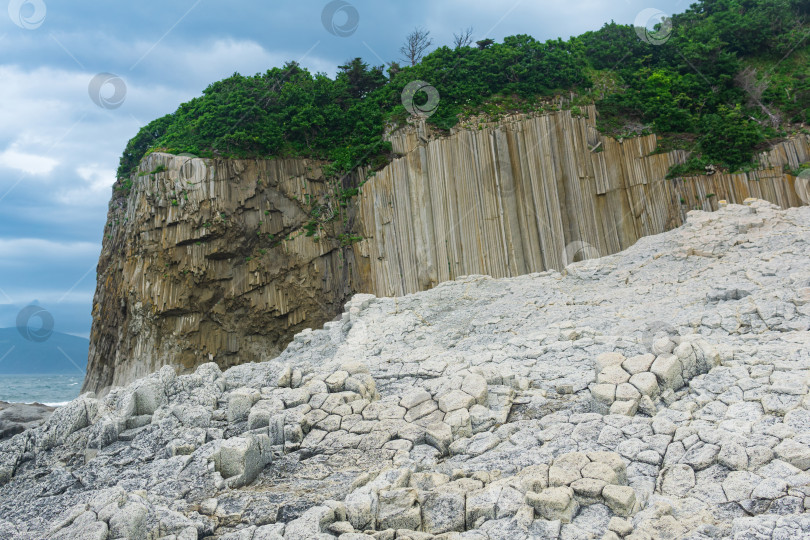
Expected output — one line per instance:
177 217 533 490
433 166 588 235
1 201 809 539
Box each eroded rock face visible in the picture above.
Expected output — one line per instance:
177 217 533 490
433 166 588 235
85 108 810 393
85 154 362 394
3 202 810 538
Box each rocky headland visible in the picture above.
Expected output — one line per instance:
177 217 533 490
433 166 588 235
84 108 810 394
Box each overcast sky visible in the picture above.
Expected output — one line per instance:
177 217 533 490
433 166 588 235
0 0 686 338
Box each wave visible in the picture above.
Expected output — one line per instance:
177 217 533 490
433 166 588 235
39 401 69 407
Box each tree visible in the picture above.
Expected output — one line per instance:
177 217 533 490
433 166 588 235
337 57 386 99
699 104 762 170
453 27 474 48
400 27 433 66
476 38 495 49
735 67 780 127
387 61 402 78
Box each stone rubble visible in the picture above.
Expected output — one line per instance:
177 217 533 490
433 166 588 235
0 201 809 539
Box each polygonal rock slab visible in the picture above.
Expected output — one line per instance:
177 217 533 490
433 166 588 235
549 452 589 486
437 390 475 413
718 441 749 471
517 464 549 493
597 365 631 385
400 389 432 410
609 399 638 416
403 399 438 423
616 383 641 401
344 488 377 531
681 442 720 471
590 383 616 404
722 470 761 501
325 370 349 392
444 408 473 439
425 422 453 455
650 355 684 390
587 452 627 484
215 434 268 488
376 488 420 531
581 461 619 485
461 373 489 405
629 372 659 397
570 477 607 500
774 439 810 470
601 485 636 517
466 484 501 527
622 354 655 375
421 483 467 533
548 465 581 487
526 486 578 523
227 388 260 423
108 501 148 540
660 464 695 497
595 352 626 374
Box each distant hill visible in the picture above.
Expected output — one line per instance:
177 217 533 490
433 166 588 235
0 328 88 374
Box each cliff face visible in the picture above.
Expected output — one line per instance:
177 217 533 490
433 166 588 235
85 107 810 392
85 156 363 393
356 107 810 295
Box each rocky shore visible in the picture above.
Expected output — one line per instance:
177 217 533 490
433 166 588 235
1 201 809 539
0 401 55 441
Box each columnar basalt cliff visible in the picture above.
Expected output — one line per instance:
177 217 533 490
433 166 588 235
357 108 810 295
85 156 365 393
85 107 810 392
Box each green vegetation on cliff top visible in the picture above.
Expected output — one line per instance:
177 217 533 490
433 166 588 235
118 0 810 180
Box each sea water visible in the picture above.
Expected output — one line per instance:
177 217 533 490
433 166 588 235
0 374 84 406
